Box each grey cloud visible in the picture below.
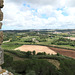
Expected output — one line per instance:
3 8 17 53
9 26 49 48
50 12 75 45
5 0 64 8
5 0 75 7
26 0 58 5
5 0 59 5
66 0 75 7
5 0 24 4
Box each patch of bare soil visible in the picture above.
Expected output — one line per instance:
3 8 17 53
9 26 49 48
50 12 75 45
49 47 75 58
64 37 75 40
47 59 60 69
15 45 57 55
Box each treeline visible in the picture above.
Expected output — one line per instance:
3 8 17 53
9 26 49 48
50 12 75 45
4 49 71 60
4 49 48 58
55 29 75 33
51 38 75 47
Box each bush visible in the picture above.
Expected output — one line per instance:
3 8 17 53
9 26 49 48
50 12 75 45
26 70 36 75
26 51 32 58
2 53 13 67
37 52 46 55
51 38 75 47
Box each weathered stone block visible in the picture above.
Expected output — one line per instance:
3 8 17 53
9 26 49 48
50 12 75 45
0 0 4 8
0 31 3 45
0 9 3 21
0 47 4 65
0 0 4 67
0 66 2 72
0 22 2 29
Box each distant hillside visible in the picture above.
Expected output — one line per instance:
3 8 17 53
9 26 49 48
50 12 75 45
2 29 75 33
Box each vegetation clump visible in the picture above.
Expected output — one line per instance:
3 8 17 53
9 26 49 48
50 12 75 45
2 50 75 75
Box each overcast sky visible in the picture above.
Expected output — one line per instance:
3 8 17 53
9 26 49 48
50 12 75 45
1 0 75 30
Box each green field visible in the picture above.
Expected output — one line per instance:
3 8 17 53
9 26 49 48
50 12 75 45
2 30 75 50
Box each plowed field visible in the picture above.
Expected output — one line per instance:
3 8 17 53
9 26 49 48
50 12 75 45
49 47 75 58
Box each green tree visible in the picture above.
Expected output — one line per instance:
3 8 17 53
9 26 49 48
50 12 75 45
33 50 36 55
26 51 32 58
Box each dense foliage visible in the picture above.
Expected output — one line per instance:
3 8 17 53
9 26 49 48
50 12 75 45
2 50 75 75
51 38 75 47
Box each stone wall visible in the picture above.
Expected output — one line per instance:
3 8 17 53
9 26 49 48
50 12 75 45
0 9 3 21
0 22 2 29
0 0 4 8
0 0 14 74
0 0 4 65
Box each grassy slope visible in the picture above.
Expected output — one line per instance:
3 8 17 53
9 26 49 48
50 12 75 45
4 51 60 69
55 45 75 50
5 52 25 61
46 59 60 69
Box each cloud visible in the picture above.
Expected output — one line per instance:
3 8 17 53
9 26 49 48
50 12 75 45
1 0 75 30
26 0 65 8
65 0 75 7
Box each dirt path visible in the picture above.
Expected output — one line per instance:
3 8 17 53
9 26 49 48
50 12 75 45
49 47 75 58
15 45 57 55
3 39 11 43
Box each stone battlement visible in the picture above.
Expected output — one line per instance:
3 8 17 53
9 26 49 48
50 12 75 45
0 0 4 8
0 0 13 74
0 0 4 65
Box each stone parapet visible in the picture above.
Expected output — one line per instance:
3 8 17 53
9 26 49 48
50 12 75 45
0 0 4 66
0 22 2 29
0 9 3 21
0 48 4 65
0 0 4 8
0 31 3 45
0 1 14 74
